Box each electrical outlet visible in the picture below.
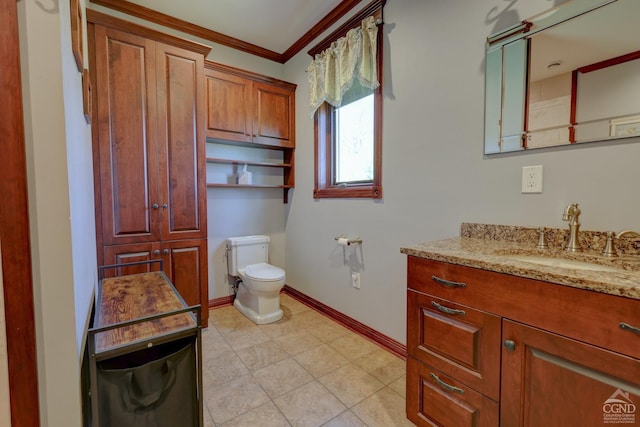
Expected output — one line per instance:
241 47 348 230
522 165 543 193
351 272 361 289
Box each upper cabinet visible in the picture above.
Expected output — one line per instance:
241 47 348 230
205 62 296 149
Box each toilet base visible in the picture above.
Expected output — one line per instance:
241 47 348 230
234 293 283 324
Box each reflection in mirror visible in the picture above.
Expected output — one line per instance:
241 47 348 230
485 0 640 154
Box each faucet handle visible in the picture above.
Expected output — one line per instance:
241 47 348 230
601 231 618 257
537 227 548 249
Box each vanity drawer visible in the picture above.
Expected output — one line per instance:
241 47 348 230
408 290 501 401
408 256 640 359
406 357 499 427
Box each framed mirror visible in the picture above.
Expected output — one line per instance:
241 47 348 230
484 0 640 154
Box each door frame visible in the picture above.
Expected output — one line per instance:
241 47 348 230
0 0 41 425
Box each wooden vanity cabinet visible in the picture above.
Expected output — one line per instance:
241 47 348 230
204 62 295 148
89 11 209 326
406 256 640 427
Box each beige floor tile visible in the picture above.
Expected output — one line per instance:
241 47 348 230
288 309 329 329
351 387 414 427
203 403 216 427
328 334 378 360
274 381 346 427
201 328 234 359
253 357 314 399
280 294 312 315
293 344 350 378
205 374 270 424
209 305 239 319
236 340 289 372
259 316 300 339
224 326 270 351
322 410 368 427
221 401 290 427
212 312 256 335
388 375 406 399
274 330 323 355
319 364 385 408
307 321 351 344
202 351 248 389
353 348 406 385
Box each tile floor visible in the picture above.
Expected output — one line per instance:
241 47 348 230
201 294 414 426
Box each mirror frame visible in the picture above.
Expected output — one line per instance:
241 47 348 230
484 0 623 154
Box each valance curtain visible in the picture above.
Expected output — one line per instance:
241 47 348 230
307 15 380 117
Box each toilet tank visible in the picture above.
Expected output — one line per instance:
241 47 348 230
226 235 270 276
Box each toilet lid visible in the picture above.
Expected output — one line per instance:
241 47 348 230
244 263 285 281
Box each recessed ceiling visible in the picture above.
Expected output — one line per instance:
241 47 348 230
124 0 344 53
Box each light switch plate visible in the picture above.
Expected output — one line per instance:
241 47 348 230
522 165 543 193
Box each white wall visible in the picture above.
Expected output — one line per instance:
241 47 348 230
282 0 640 344
18 0 96 424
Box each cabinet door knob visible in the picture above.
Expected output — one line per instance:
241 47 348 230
504 340 516 351
163 249 169 254
162 203 168 209
152 204 159 209
153 250 160 255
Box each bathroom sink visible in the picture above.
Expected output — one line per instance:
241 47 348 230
507 255 621 272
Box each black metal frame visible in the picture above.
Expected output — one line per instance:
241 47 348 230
88 260 203 427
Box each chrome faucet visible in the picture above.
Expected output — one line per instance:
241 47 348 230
562 203 583 252
602 230 640 257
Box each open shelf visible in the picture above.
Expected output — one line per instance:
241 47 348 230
206 157 292 169
206 183 293 189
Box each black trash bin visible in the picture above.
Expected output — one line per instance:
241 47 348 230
96 336 198 427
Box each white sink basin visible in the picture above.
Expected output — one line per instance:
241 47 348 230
507 255 621 272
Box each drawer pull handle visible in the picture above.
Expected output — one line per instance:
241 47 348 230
620 322 640 335
429 373 464 394
431 275 466 288
431 301 465 316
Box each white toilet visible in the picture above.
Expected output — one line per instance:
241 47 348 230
226 235 286 324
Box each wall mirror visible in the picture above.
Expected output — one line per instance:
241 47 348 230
484 0 640 154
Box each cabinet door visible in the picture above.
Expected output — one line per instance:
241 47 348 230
161 239 209 327
501 320 640 427
407 357 499 427
94 25 160 245
253 82 295 148
156 43 207 241
102 242 162 278
408 290 502 400
204 69 253 143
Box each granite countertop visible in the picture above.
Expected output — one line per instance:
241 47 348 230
400 223 640 300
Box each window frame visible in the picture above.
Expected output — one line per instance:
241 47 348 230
312 3 384 199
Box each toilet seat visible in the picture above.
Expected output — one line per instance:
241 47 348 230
243 263 285 282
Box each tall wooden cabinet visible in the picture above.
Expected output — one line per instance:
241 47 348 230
88 11 210 326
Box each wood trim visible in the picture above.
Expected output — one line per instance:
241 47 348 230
89 0 373 63
577 50 640 74
204 61 297 91
208 295 235 309
282 285 406 359
89 0 280 61
570 70 578 143
282 0 363 62
308 0 385 57
0 0 41 424
86 9 212 56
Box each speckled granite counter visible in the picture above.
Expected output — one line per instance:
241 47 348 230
401 223 640 300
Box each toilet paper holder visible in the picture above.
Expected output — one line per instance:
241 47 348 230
334 236 362 246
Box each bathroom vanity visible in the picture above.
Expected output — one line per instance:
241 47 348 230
402 224 640 426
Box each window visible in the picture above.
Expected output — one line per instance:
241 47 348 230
309 5 383 199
